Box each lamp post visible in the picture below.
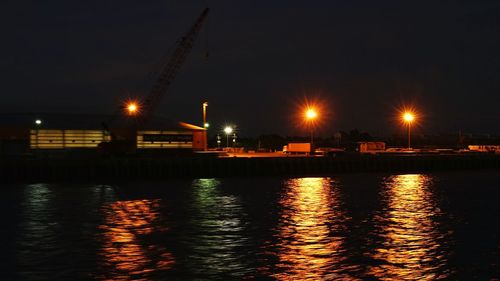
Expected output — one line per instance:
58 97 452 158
304 108 318 145
403 112 414 149
202 101 208 150
224 126 233 148
203 102 208 127
35 119 42 149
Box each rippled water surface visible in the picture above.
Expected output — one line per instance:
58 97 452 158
4 171 500 280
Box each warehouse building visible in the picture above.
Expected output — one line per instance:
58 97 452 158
0 113 205 154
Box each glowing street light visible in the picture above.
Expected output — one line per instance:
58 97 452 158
35 119 42 125
304 107 318 145
305 108 318 120
224 126 233 134
126 102 139 116
403 112 414 123
224 126 233 147
402 112 415 149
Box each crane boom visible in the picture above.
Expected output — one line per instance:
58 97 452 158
138 7 209 127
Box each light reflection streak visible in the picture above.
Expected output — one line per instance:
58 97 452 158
266 177 352 280
18 184 56 270
185 178 250 278
369 174 449 280
97 199 174 280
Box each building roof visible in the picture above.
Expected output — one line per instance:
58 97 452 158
0 113 204 131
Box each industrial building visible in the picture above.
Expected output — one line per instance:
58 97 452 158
0 9 211 156
0 113 205 154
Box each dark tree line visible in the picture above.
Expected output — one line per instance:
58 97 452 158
209 130 500 151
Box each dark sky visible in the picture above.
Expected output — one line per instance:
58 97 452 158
1 0 500 137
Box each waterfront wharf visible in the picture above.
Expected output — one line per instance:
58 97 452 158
1 154 499 183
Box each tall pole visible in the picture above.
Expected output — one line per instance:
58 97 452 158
203 102 207 125
310 126 314 146
35 119 42 149
202 101 208 151
407 123 411 149
403 112 414 150
304 108 317 151
223 126 233 149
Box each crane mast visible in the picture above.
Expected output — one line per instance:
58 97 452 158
138 7 209 127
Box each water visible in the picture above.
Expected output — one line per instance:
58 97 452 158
3 171 499 280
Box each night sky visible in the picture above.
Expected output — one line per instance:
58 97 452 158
1 1 499 137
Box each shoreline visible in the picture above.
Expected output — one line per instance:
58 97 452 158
1 154 499 183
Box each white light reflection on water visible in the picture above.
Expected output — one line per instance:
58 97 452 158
97 199 174 280
264 177 353 280
17 184 56 276
184 178 251 279
369 174 450 280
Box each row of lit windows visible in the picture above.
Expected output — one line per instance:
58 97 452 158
136 143 193 149
30 130 193 149
137 131 192 149
30 130 110 149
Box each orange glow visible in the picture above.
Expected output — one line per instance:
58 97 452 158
262 177 348 279
294 96 330 131
403 112 414 123
395 105 421 126
126 102 138 115
98 199 174 279
305 108 318 120
368 174 449 280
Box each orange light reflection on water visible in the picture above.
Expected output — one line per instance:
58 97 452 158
369 174 449 280
98 199 174 280
267 177 352 280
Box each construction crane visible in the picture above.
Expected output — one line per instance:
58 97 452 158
100 8 209 153
137 7 209 127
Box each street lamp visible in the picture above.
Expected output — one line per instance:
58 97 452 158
202 101 208 150
224 126 233 147
202 102 208 125
126 102 139 116
35 119 42 149
402 112 415 149
304 107 318 145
